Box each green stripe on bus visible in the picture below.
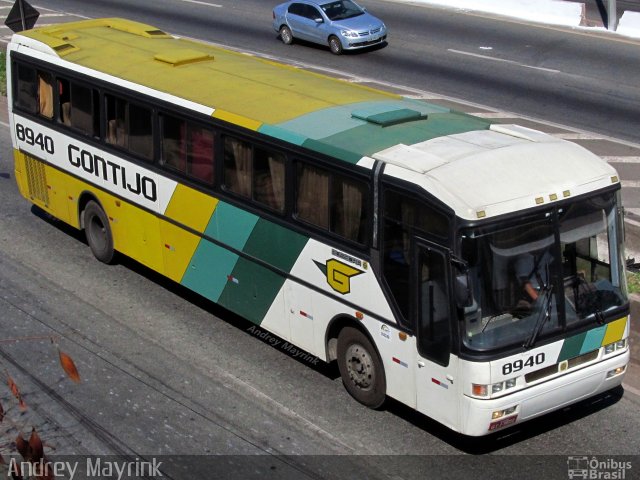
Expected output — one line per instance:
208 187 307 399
259 125 308 146
219 257 284 325
580 325 607 354
558 331 588 362
181 239 239 302
204 202 259 251
302 139 363 164
242 219 309 273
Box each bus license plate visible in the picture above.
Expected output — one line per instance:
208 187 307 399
488 415 517 431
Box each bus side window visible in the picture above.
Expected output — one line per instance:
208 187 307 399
70 82 99 137
106 94 126 147
417 246 451 365
14 63 38 114
58 78 71 126
106 94 153 161
37 72 53 119
296 163 368 243
331 174 367 243
296 163 329 229
188 125 214 184
128 102 153 160
224 136 252 198
254 148 285 212
160 114 187 174
224 137 285 213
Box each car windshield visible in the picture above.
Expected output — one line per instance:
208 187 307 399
460 191 627 352
321 0 364 20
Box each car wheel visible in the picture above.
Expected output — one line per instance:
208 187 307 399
328 35 343 55
280 25 293 45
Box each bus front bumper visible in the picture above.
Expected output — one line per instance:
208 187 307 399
460 350 629 436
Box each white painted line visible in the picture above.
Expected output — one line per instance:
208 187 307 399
622 180 640 188
555 132 605 140
623 382 640 398
625 218 640 228
448 49 561 73
39 13 76 18
467 112 512 118
0 121 9 128
604 156 640 164
175 0 222 7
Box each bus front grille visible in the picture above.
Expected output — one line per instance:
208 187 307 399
525 349 600 384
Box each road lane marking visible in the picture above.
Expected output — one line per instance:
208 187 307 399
622 180 640 188
604 156 640 164
555 132 606 140
448 48 561 73
175 0 223 7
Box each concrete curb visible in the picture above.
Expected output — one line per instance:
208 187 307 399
618 11 640 38
388 0 640 39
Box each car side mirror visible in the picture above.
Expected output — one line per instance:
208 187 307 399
314 17 323 23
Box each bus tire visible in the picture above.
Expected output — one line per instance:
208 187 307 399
84 200 115 264
337 326 386 408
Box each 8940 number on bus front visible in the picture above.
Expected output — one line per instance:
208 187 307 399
502 353 545 375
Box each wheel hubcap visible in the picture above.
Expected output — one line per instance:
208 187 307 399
345 343 373 389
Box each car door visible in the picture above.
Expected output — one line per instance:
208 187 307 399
286 3 311 41
302 4 327 43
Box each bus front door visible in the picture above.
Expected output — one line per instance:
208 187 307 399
414 241 460 431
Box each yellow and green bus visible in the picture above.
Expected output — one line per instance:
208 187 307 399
7 18 630 436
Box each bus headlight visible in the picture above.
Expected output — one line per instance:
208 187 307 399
473 378 518 398
603 339 627 355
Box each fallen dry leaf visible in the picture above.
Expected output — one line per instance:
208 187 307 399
58 351 80 383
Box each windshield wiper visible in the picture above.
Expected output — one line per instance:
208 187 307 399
523 283 554 349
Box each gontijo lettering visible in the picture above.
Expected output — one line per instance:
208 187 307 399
67 144 157 202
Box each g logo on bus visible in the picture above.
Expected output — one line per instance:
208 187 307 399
314 258 364 295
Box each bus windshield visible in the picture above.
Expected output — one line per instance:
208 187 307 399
460 191 627 352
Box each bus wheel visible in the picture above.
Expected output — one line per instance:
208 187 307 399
337 327 386 408
84 200 115 264
328 36 343 55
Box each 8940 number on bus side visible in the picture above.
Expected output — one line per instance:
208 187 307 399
16 123 55 155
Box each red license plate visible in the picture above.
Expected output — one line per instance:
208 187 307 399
488 415 518 431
